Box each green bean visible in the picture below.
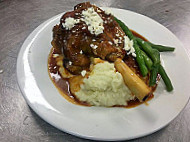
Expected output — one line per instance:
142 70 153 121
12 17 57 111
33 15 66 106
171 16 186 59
149 64 159 86
133 40 149 77
136 38 160 65
158 65 173 91
147 42 175 52
141 50 153 70
114 17 148 76
114 17 134 39
114 16 174 91
152 49 160 64
135 37 175 52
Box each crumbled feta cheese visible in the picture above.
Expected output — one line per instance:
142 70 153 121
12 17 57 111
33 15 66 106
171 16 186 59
93 45 98 49
123 36 136 57
132 53 136 57
80 50 83 54
92 39 96 41
62 17 80 30
116 34 119 37
104 20 107 24
81 7 104 36
81 70 87 77
90 44 98 49
124 36 132 50
53 54 59 58
90 44 94 47
108 41 113 45
113 39 119 46
82 26 86 30
104 9 113 15
69 61 72 65
50 72 61 82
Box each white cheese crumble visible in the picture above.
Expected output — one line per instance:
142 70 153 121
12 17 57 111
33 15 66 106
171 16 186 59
90 44 94 47
92 39 96 41
108 41 113 45
81 70 87 77
132 53 137 57
82 27 86 30
104 9 113 15
113 38 122 46
53 54 59 58
113 39 119 46
80 50 83 54
50 72 61 82
90 44 98 49
69 61 72 65
123 36 136 57
81 7 104 36
116 34 119 37
62 17 80 30
93 45 98 49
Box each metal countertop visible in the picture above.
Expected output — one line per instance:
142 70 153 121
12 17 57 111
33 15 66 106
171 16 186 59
0 0 190 141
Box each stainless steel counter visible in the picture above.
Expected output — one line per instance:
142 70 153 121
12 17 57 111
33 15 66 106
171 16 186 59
0 0 190 141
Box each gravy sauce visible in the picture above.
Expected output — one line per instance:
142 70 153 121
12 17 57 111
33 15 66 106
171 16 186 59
48 30 158 108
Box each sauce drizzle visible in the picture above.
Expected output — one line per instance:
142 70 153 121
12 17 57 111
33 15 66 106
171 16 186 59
48 30 158 108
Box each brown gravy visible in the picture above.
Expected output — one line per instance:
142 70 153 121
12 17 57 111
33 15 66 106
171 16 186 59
48 30 157 108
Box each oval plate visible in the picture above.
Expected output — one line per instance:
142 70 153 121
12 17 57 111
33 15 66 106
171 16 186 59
17 8 190 141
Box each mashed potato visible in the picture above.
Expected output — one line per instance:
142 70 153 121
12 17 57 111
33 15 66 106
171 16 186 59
75 61 135 106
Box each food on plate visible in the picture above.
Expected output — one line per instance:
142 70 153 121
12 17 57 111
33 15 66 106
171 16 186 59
114 58 150 101
73 60 134 106
48 2 175 107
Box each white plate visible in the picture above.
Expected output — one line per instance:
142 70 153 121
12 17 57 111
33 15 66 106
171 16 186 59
17 8 190 141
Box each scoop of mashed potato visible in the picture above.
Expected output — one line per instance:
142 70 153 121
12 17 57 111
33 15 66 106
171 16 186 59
75 61 135 106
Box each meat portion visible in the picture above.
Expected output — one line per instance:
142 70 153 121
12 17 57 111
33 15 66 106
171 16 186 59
52 2 126 74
